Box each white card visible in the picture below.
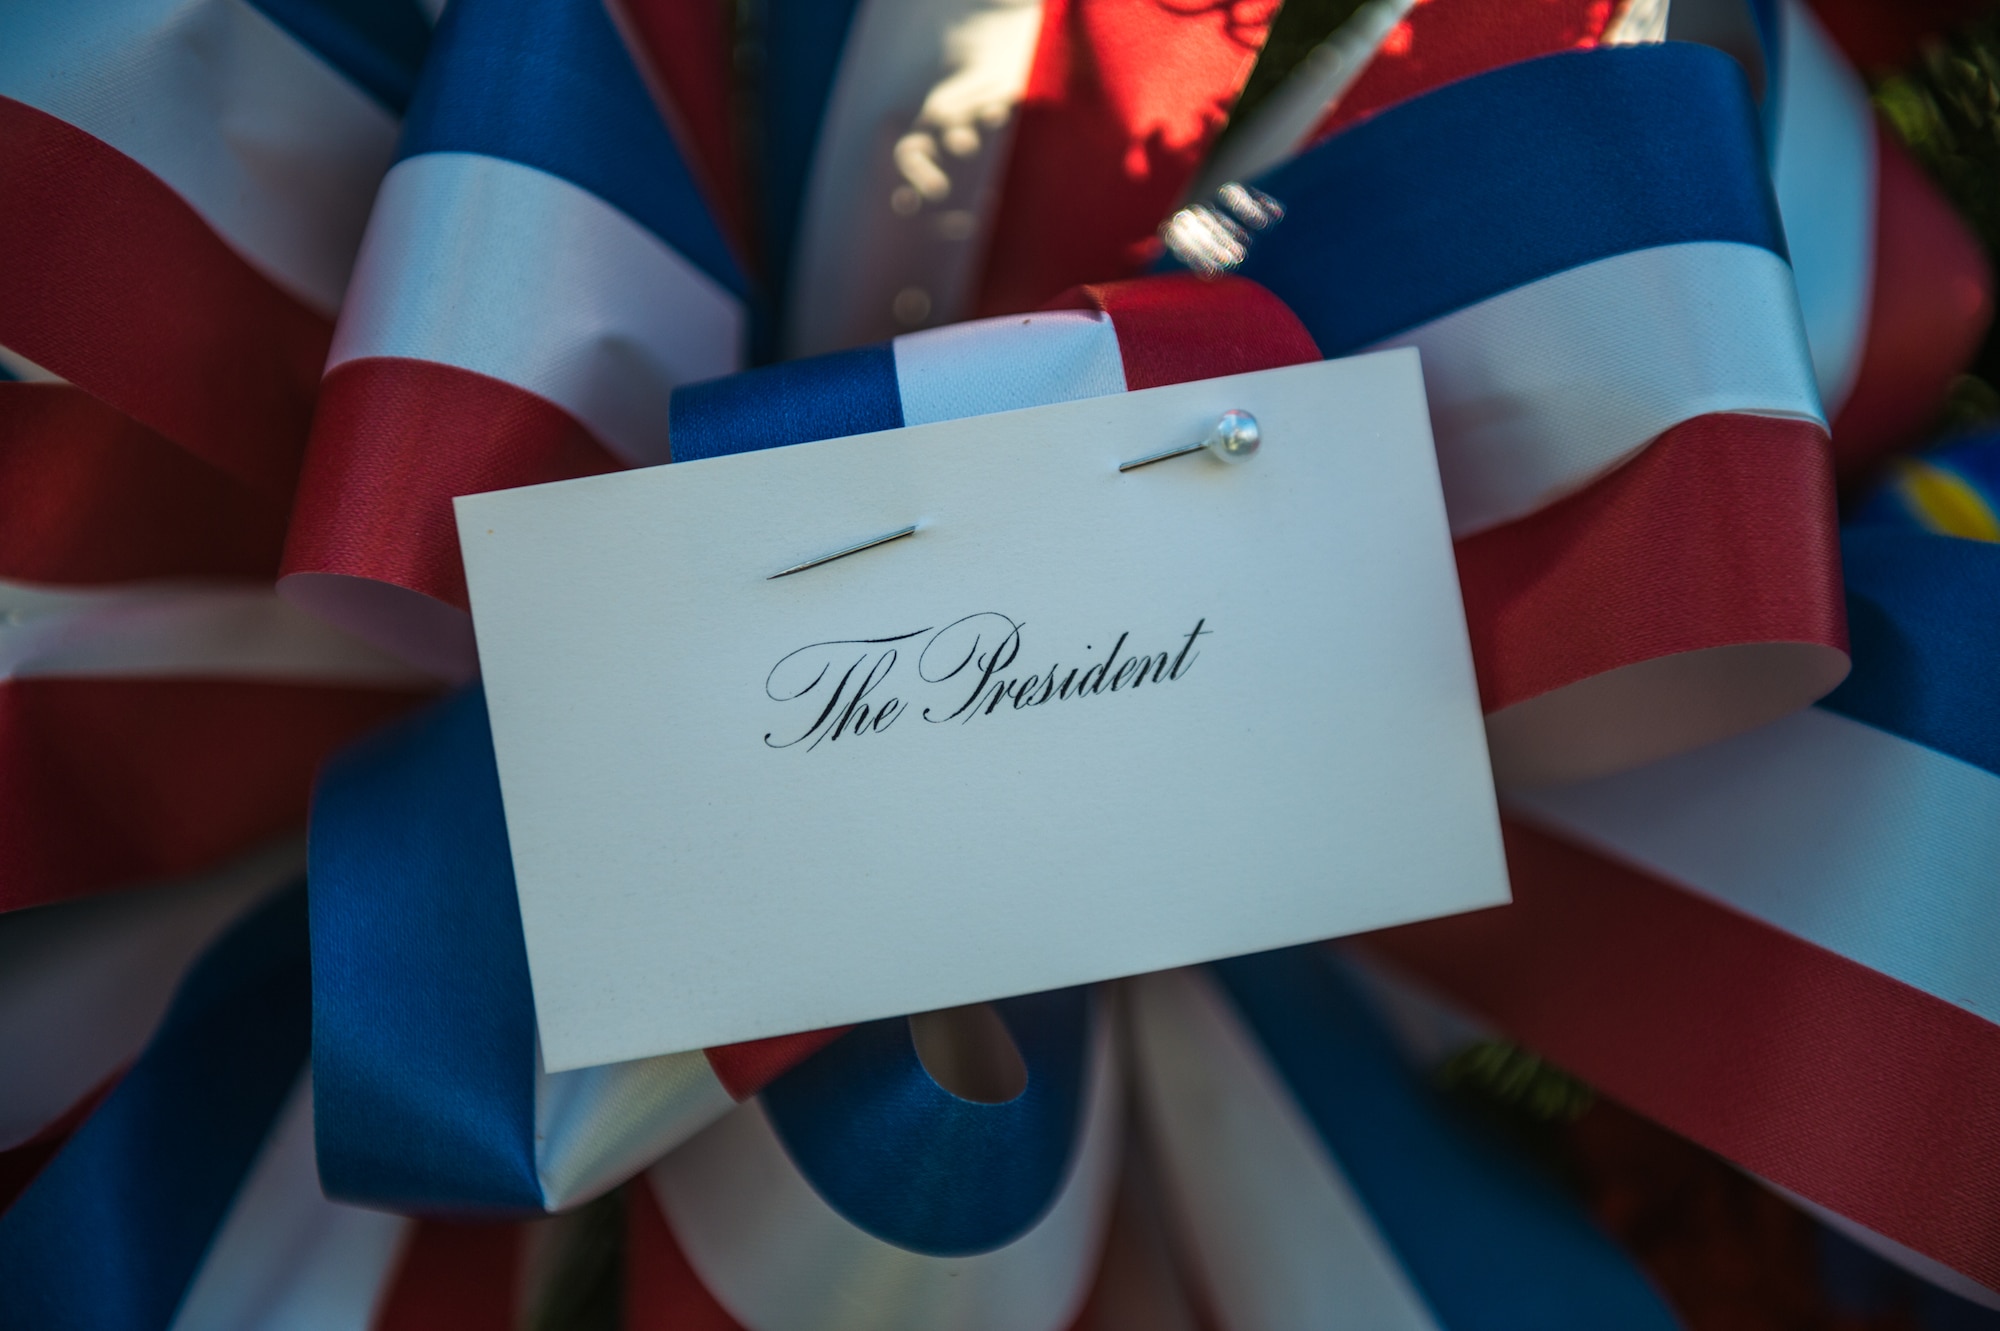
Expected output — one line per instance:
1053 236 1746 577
458 350 1508 1071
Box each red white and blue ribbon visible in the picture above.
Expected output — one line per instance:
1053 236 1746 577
304 271 1313 1218
9 0 2000 1323
0 0 422 484
279 0 1287 682
0 874 537 1330
1759 0 1994 469
670 274 1317 459
627 991 1118 1331
1172 39 1851 785
1211 42 1822 538
279 0 752 680
0 0 438 917
0 848 1116 1331
0 883 318 1326
1366 452 2000 1300
1204 0 1992 474
1129 948 1683 1329
756 0 1279 346
0 843 301 1208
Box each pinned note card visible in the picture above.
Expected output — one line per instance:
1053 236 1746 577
458 349 1507 1071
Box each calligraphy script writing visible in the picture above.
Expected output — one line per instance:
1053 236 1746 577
763 614 1210 751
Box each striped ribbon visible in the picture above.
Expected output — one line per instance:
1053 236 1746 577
1170 39 1860 786
0 873 536 1331
303 271 1312 1219
1758 0 1993 469
1129 948 1682 1330
1365 446 2000 1298
278 0 751 679
0 843 300 1209
0 0 421 487
612 947 1684 1329
278 0 1290 679
8 0 2000 1323
0 883 316 1328
626 992 1118 1331
0 0 439 918
1193 0 1991 473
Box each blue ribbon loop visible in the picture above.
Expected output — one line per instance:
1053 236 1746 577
762 988 1092 1257
1176 44 1783 357
311 684 545 1215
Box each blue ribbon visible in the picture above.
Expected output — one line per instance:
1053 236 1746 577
1213 947 1683 1330
0 884 310 1330
762 988 1090 1256
311 683 1101 1247
1175 44 1782 357
757 0 872 321
306 330 979 1212
400 0 749 299
248 0 431 114
669 340 903 462
1822 526 2000 777
311 685 544 1215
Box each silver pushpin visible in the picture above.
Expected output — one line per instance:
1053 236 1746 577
1118 410 1261 472
769 410 1263 577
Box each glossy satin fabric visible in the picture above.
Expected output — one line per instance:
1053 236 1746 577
1233 46 1785 355
640 995 1118 1331
311 687 544 1213
10 0 1999 1322
761 991 1089 1256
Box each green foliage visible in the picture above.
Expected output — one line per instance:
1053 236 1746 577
1876 16 2000 421
1876 22 2000 250
1434 1039 1596 1125
1937 371 2000 435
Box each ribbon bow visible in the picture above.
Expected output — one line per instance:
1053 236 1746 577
3 0 1997 1323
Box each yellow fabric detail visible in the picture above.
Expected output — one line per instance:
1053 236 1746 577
1897 460 2000 543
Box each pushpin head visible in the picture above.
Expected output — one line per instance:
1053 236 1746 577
1203 410 1260 464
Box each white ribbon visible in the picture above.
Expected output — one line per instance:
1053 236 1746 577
649 1007 1121 1331
171 1075 413 1331
329 151 746 467
1 0 399 314
1127 968 1442 1330
0 580 427 685
785 0 1048 355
